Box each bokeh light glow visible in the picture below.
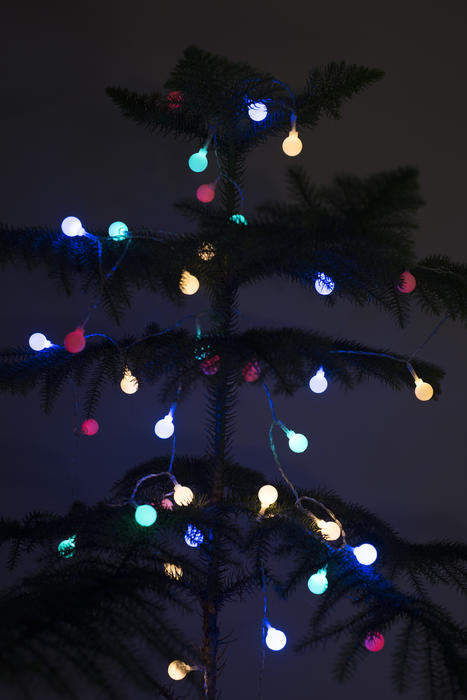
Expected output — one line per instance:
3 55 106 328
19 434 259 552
29 333 51 351
154 414 174 439
287 431 308 453
265 626 287 651
248 102 268 121
353 543 378 565
314 273 335 295
309 367 328 393
135 504 157 527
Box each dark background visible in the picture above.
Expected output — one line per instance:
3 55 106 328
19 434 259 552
1 1 467 698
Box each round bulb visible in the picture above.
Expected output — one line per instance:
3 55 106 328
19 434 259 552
154 415 174 439
242 360 261 383
248 102 268 121
58 535 76 559
196 183 216 203
198 242 216 261
188 149 208 173
164 563 183 580
265 626 287 651
229 213 248 226
120 369 138 394
201 354 220 376
134 504 157 527
29 333 51 351
414 378 434 402
179 271 200 295
174 484 194 507
282 131 302 157
307 568 328 595
168 660 189 680
108 221 129 241
288 431 308 454
353 543 377 566
397 270 416 294
61 216 84 237
364 632 385 652
167 90 183 110
81 418 99 436
185 524 203 548
317 520 341 541
309 367 328 393
64 327 86 354
315 273 335 296
258 485 278 508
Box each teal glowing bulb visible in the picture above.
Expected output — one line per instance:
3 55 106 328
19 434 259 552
108 221 129 240
58 535 76 559
188 148 208 173
288 431 308 453
135 504 157 527
307 567 328 595
229 213 248 226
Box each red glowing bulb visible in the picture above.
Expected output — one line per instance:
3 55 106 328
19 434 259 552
397 270 416 293
167 90 183 110
364 633 385 652
201 354 220 376
64 327 86 353
196 183 216 203
242 360 261 383
81 418 99 436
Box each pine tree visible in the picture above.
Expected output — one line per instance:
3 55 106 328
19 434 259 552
1 46 467 699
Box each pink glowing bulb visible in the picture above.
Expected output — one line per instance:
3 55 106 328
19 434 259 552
64 327 86 353
196 183 216 203
397 270 416 293
242 361 261 383
167 90 183 110
81 419 99 436
364 632 385 652
201 354 220 376
161 498 174 510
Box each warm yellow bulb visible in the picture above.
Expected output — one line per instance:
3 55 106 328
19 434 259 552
198 242 216 261
180 271 200 295
317 519 341 541
414 378 434 401
164 562 183 580
282 130 303 157
168 660 190 680
173 484 194 507
258 485 278 508
120 368 139 394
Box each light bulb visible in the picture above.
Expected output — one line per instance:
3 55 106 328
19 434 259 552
282 129 302 157
64 327 86 353
364 632 385 652
188 148 208 173
229 213 248 226
173 484 194 507
397 270 416 293
198 242 216 261
154 414 174 439
120 368 139 394
258 485 278 509
81 419 99 436
164 563 183 580
167 90 183 110
414 378 434 402
287 431 308 453
242 360 261 382
29 333 51 351
61 216 85 237
201 354 220 375
58 535 76 559
317 519 341 541
134 504 157 527
196 183 216 203
108 221 129 241
185 524 203 548
353 543 377 566
307 567 328 595
265 626 287 651
309 367 328 393
248 102 268 121
179 271 200 295
314 272 335 295
168 660 190 680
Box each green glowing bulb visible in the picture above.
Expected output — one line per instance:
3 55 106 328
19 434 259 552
229 214 248 226
288 431 308 453
58 535 76 559
135 504 157 527
307 567 328 595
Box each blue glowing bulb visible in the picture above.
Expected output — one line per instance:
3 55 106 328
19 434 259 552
265 626 287 651
353 543 377 566
287 431 308 453
135 504 158 527
188 148 208 173
29 333 52 351
309 367 328 394
307 567 328 595
154 414 174 439
229 213 248 226
108 221 129 241
314 272 335 296
248 102 268 122
61 216 85 237
58 535 76 558
185 524 204 548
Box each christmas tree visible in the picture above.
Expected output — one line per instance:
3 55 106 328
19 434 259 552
1 46 467 699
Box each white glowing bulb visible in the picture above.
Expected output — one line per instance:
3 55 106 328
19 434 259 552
154 414 174 439
164 562 183 580
248 102 268 122
120 368 138 394
265 626 287 651
168 660 190 680
173 484 194 507
314 272 335 295
282 129 302 157
258 485 278 509
287 431 308 453
61 216 85 237
317 519 341 541
414 378 434 402
307 567 328 595
353 543 378 566
29 333 52 351
309 367 328 393
180 271 200 295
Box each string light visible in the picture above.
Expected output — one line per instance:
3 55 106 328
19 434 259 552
307 566 328 595
364 633 385 652
58 535 76 558
29 333 52 351
282 116 302 157
316 519 341 541
164 563 183 580
201 354 220 375
309 367 328 393
353 543 378 565
185 524 203 547
120 367 139 394
248 102 268 121
64 327 86 353
265 623 287 651
134 504 157 527
154 412 175 439
61 216 86 237
258 484 278 516
407 363 434 402
188 147 208 173
314 272 335 296
229 213 248 225
179 270 200 295
167 90 183 110
242 360 261 382
198 242 215 260
196 183 216 203
81 419 99 436
397 270 416 293
108 221 129 241
168 660 190 680
287 430 308 454
173 484 194 506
